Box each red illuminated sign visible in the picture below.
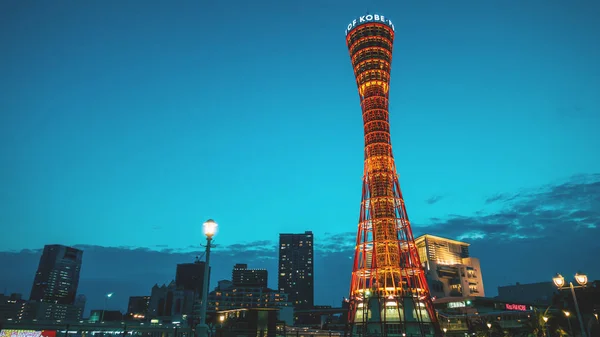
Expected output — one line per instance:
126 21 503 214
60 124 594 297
505 303 527 311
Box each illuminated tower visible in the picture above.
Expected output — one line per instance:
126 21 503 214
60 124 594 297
345 14 441 337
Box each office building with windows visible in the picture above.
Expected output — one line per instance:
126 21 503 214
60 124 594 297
232 264 268 287
29 244 83 305
278 231 314 309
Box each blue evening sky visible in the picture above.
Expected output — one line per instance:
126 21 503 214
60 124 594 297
1 0 599 252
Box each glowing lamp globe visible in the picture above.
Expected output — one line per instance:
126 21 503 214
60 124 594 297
553 273 565 288
543 316 548 323
575 272 588 286
203 219 218 238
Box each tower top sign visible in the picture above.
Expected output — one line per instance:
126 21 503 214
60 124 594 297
344 14 395 36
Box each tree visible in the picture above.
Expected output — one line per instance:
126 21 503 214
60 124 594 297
520 307 551 337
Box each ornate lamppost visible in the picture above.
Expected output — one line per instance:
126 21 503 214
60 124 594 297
196 219 217 337
553 272 588 337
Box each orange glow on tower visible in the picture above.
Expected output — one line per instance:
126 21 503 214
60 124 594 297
345 14 441 337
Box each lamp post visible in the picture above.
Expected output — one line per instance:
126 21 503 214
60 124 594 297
486 323 491 337
553 272 588 337
443 327 447 337
101 293 113 323
564 311 574 337
543 316 549 337
196 219 218 337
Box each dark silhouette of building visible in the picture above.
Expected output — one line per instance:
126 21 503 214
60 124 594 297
278 231 314 309
497 281 557 305
149 281 195 319
90 309 122 322
175 259 207 294
216 308 279 337
127 296 150 320
232 264 268 287
29 244 83 305
0 293 27 321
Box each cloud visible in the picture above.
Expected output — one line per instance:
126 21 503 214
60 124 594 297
422 174 600 242
425 195 444 205
414 174 600 297
316 232 356 254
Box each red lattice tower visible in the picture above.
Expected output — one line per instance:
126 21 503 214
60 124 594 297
345 14 441 337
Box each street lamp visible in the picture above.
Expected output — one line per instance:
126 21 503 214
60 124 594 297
196 219 218 337
486 323 492 337
101 292 113 323
552 272 588 337
564 311 574 337
542 317 549 337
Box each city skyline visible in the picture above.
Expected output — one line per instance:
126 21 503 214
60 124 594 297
1 223 597 318
1 0 599 323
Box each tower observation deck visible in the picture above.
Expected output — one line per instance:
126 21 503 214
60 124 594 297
344 14 441 337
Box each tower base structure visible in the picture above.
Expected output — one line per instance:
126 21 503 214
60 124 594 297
350 291 439 337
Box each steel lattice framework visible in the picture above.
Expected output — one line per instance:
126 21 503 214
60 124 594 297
345 15 442 337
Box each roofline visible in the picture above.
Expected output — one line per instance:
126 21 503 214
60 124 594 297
414 234 470 247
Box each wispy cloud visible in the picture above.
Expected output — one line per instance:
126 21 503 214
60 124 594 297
423 174 600 242
425 195 444 205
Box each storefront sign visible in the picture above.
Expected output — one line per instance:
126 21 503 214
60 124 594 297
505 303 527 311
448 301 466 308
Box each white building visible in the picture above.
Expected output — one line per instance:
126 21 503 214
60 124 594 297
415 234 485 299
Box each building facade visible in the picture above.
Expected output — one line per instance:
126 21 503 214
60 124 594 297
148 281 195 320
29 245 83 305
433 296 546 335
415 235 485 298
208 281 290 312
232 264 268 287
22 302 84 322
0 293 27 322
278 231 314 309
126 296 151 320
497 281 557 305
175 260 207 295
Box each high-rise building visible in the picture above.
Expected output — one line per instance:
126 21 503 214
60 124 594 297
344 14 441 336
175 260 207 294
414 235 485 298
232 264 268 287
278 231 314 309
29 244 83 305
